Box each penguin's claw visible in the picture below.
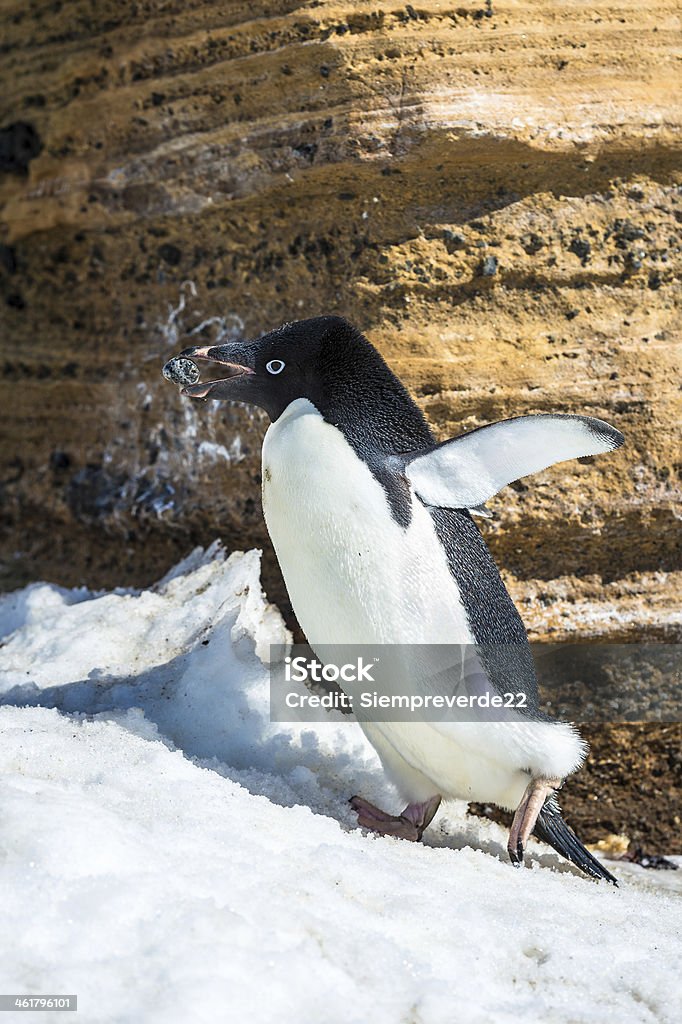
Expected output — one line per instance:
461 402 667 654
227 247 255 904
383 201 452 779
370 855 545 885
508 777 561 869
348 795 396 823
349 794 441 843
507 837 524 867
349 796 421 841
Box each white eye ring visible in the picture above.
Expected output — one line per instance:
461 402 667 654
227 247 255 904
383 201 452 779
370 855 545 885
266 359 286 375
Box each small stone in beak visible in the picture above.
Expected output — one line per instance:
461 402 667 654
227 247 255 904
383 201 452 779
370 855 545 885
162 356 201 387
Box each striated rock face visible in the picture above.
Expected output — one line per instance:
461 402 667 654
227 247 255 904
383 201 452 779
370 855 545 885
0 2 680 838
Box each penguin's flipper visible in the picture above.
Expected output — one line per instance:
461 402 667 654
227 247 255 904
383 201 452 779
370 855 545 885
402 414 624 511
533 797 619 885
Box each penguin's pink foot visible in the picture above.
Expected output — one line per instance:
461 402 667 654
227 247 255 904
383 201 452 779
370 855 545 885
508 776 562 866
349 794 442 842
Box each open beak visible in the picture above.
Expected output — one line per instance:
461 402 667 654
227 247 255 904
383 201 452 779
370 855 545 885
175 343 255 401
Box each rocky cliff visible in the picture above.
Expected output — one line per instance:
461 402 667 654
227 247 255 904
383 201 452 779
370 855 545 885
1 1 680 843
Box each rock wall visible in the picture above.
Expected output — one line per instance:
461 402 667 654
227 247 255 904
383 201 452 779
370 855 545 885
1 2 680 841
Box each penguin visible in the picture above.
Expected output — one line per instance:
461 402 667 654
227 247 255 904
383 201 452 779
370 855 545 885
165 315 622 884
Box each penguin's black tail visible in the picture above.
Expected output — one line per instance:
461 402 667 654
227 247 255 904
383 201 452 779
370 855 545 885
533 798 619 886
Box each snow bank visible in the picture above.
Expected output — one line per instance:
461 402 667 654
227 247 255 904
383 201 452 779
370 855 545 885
0 545 680 1024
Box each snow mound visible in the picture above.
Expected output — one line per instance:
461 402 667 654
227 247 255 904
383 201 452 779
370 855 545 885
0 546 680 1024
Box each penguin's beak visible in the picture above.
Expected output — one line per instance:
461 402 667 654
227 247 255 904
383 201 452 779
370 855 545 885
176 342 256 401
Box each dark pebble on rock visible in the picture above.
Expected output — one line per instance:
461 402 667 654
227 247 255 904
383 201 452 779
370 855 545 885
478 255 498 277
521 232 545 255
442 229 467 253
613 219 645 246
568 237 591 262
158 243 182 266
0 121 43 174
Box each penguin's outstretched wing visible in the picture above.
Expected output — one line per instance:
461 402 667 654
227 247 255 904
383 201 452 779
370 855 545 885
401 414 623 511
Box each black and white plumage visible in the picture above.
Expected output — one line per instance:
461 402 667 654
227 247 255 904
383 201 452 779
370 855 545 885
166 316 623 883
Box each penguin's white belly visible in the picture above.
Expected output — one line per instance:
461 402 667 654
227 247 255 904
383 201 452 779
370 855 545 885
262 400 472 647
261 399 582 808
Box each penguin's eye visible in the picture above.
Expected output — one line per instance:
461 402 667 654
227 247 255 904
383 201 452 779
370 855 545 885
266 359 286 375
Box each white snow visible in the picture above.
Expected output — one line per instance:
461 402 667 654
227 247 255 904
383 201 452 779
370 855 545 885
0 545 680 1024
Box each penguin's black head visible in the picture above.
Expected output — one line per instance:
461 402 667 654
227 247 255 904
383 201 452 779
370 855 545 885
169 315 414 426
171 315 348 421
167 314 433 452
